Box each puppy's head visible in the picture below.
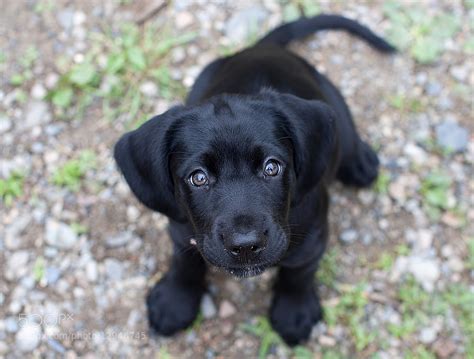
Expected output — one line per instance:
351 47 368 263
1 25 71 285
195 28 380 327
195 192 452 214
114 91 337 277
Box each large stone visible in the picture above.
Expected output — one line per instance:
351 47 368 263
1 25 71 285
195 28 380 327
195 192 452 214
15 323 42 352
435 121 469 153
57 9 74 30
22 101 52 129
409 256 440 292
45 219 78 249
5 214 32 250
104 258 124 281
106 231 136 248
5 251 30 280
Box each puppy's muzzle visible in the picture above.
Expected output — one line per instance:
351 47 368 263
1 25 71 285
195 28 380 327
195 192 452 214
224 230 268 258
215 214 270 262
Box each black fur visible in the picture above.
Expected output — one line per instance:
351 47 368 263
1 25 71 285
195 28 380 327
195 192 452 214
114 14 395 345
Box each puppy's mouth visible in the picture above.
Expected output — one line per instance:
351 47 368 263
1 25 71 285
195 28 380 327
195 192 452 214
224 265 267 278
194 228 289 277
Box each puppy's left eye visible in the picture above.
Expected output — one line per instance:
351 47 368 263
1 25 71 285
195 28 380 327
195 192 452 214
189 170 209 187
264 159 281 177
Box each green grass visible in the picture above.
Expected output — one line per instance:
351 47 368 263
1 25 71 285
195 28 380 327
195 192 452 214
420 170 453 219
241 316 317 358
388 94 425 113
464 36 474 54
33 256 46 283
70 222 88 235
189 311 204 332
292 345 314 359
51 150 96 191
0 172 25 206
467 238 474 271
442 285 474 356
388 276 431 338
316 248 339 287
383 1 461 63
9 46 38 87
324 283 376 351
395 243 410 256
34 0 55 14
322 350 345 359
374 171 390 194
241 316 283 359
405 346 436 359
243 276 472 357
375 252 395 271
47 22 195 125
388 317 418 338
157 346 172 359
392 276 473 356
398 276 430 310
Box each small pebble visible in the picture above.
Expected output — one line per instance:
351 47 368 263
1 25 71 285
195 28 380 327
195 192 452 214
126 206 140 222
0 115 12 134
48 338 66 354
139 81 158 97
30 83 47 99
219 300 236 318
419 327 437 344
175 12 194 29
46 267 61 285
201 294 217 319
106 231 135 248
339 229 358 244
5 317 19 333
318 335 336 347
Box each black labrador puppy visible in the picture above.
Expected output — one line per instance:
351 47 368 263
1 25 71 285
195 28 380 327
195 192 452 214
114 14 395 345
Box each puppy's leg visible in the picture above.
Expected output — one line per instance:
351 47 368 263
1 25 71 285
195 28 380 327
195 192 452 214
336 139 379 188
270 259 323 346
147 223 206 336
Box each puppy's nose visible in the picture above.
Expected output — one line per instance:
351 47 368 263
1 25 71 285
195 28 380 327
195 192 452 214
225 230 267 257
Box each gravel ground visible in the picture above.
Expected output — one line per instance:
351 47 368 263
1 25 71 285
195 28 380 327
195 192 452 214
0 1 473 358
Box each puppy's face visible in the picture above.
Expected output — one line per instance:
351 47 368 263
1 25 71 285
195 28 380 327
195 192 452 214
114 92 336 277
170 101 295 277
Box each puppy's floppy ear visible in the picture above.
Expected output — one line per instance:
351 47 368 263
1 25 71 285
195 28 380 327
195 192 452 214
267 92 339 195
114 106 186 222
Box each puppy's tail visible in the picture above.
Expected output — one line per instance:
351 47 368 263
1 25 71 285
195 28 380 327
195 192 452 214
257 14 396 53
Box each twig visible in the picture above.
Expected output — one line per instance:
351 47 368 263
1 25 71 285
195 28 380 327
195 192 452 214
135 0 168 25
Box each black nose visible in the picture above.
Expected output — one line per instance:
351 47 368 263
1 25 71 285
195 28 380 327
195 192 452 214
225 231 267 257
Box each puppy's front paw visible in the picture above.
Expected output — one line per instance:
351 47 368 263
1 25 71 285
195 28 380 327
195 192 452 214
270 289 322 346
147 276 204 336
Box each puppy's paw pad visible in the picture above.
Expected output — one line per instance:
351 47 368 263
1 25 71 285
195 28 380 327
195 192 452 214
270 290 322 346
338 141 379 188
147 277 203 336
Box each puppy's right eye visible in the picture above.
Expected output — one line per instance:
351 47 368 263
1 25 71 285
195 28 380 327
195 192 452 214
189 170 208 187
264 159 281 177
